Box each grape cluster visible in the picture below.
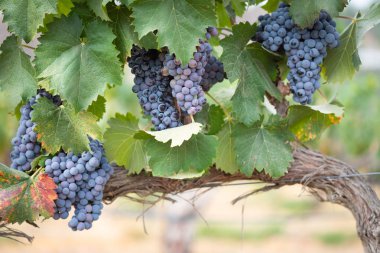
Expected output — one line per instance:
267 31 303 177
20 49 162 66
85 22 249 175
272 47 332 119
205 26 218 40
200 56 225 92
256 3 340 104
163 40 211 115
128 46 182 131
10 89 61 171
44 139 113 231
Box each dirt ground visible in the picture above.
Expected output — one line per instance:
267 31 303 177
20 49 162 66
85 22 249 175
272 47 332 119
0 184 365 253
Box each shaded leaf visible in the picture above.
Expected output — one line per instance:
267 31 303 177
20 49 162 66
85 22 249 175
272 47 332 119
131 0 217 63
220 23 280 126
0 164 57 224
35 14 122 111
289 0 348 28
104 113 149 174
146 133 217 176
87 0 112 21
31 97 102 154
0 0 58 42
87 95 106 120
215 122 239 174
357 3 380 40
323 18 361 83
0 36 38 108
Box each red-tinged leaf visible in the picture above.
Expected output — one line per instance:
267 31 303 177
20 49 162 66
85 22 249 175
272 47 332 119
0 164 57 224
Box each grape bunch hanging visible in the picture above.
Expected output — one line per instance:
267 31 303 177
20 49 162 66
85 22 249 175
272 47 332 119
255 3 340 104
10 90 114 231
127 27 225 131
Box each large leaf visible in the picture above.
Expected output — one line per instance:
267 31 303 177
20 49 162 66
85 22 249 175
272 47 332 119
0 164 57 224
323 18 361 84
357 3 380 40
215 122 239 174
146 133 217 176
131 0 217 63
31 97 102 154
104 113 149 174
35 14 122 111
233 118 293 178
220 23 281 126
0 0 58 42
0 36 37 108
289 0 348 28
288 104 343 142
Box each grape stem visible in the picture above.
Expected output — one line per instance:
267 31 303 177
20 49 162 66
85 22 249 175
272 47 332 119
22 44 36 50
337 15 357 22
205 92 233 121
317 89 328 102
31 167 44 180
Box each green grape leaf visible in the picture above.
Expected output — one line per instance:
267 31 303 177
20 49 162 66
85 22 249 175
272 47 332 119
207 105 225 135
146 133 217 177
233 118 293 178
108 5 157 62
58 0 75 16
230 0 245 17
35 14 122 111
0 0 58 42
87 0 112 21
215 122 239 174
216 1 232 28
288 104 343 142
31 97 102 154
146 122 203 147
0 36 37 108
261 0 281 13
323 19 361 84
289 0 348 28
87 95 106 120
104 113 149 174
220 23 281 126
131 0 217 63
358 3 380 40
0 164 57 224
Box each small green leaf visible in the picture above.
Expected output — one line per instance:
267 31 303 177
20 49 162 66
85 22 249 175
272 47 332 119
220 23 281 126
289 0 348 28
0 0 59 42
146 133 217 177
35 14 122 111
58 0 75 16
104 113 149 174
87 0 112 21
31 97 102 154
261 0 281 13
87 95 106 120
146 122 203 147
288 104 343 142
131 0 217 63
0 164 57 224
0 36 37 108
216 1 232 28
323 19 361 83
195 104 225 135
233 118 293 178
230 0 245 17
215 122 239 174
357 3 380 40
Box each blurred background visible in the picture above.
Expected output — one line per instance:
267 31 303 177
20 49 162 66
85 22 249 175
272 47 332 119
0 0 379 252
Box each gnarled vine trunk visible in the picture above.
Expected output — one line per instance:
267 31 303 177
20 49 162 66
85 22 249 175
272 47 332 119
104 146 380 253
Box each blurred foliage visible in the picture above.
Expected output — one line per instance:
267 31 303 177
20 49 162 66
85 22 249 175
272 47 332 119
314 231 357 246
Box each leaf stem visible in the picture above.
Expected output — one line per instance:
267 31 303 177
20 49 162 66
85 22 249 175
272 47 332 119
206 92 233 121
31 167 44 180
22 44 36 50
337 15 357 22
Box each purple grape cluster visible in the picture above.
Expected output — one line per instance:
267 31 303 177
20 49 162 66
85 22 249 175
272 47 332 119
44 139 113 231
200 56 225 92
10 89 61 171
256 3 340 104
163 40 212 115
127 46 182 131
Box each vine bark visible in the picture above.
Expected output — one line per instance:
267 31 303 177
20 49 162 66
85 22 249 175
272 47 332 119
104 146 380 253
